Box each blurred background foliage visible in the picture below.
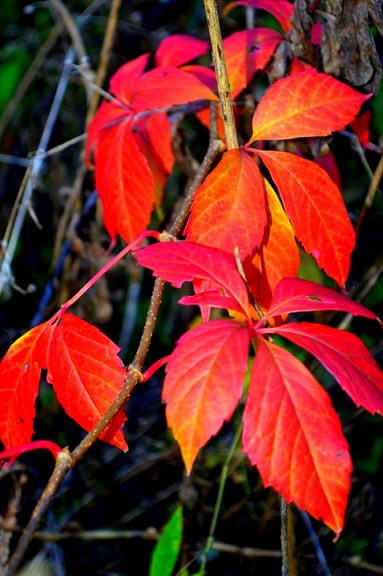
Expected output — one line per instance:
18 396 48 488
1 1 383 575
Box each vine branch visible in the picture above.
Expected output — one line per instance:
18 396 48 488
203 0 238 150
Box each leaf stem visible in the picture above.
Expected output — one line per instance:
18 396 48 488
198 421 243 574
203 0 238 150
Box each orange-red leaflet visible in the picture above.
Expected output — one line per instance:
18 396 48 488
249 69 371 143
185 148 267 259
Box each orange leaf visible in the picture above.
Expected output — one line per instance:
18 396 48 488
244 178 299 314
95 119 154 245
185 148 267 258
223 29 282 99
243 337 352 536
46 314 128 451
255 150 355 287
163 320 250 473
0 322 49 449
249 69 370 142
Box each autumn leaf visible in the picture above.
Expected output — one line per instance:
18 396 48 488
185 148 267 258
95 118 155 245
243 337 352 536
85 100 129 168
134 241 252 317
109 54 150 106
254 149 355 286
87 53 219 245
155 34 209 68
163 320 250 473
133 113 175 206
349 109 371 146
269 322 383 415
244 178 299 315
0 322 49 449
260 277 378 323
128 67 219 112
223 0 294 33
223 29 282 99
44 314 128 451
249 69 370 142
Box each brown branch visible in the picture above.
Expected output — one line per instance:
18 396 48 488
5 110 221 575
356 151 383 237
51 0 122 268
203 0 238 150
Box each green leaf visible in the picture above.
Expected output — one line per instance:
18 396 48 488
149 506 183 576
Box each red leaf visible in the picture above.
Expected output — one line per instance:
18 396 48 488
261 277 378 323
314 150 342 189
181 65 217 92
85 101 129 168
244 178 299 315
223 29 282 99
179 290 246 316
133 113 175 206
0 323 48 449
243 337 352 535
185 149 267 258
95 119 154 244
163 320 250 473
109 54 150 106
224 0 294 33
249 69 370 142
254 150 355 286
349 110 371 146
155 34 209 67
134 241 251 317
46 314 128 451
129 67 218 113
269 322 383 415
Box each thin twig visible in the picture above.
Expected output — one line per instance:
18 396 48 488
203 0 238 150
197 421 243 574
86 0 122 126
51 0 122 266
356 151 383 236
0 53 75 298
48 0 88 66
0 25 61 144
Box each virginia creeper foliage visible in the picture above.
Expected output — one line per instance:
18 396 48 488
1 3 382 542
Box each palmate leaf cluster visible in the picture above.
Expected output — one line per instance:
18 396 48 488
0 0 383 574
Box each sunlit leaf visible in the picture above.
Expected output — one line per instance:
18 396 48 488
262 277 378 322
185 148 267 258
249 69 370 142
46 314 128 450
243 337 352 536
255 150 355 286
134 241 251 317
0 323 48 449
270 322 383 414
163 320 250 473
223 29 282 99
